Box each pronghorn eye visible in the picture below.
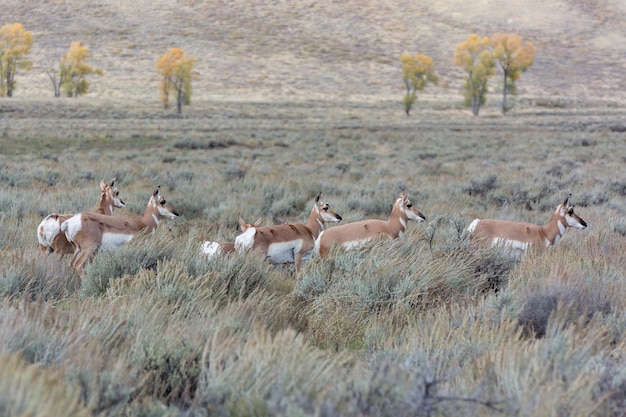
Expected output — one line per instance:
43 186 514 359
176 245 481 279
406 203 412 208
323 205 329 211
567 208 574 215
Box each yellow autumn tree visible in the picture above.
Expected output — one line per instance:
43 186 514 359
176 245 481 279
491 33 535 114
453 34 495 116
400 53 438 116
156 48 197 114
59 41 104 97
0 23 33 97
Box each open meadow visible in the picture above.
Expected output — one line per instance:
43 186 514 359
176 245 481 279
2 0 626 415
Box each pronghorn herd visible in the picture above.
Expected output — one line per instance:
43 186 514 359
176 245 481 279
38 181 588 276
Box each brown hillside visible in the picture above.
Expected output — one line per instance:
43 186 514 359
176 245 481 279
4 0 626 102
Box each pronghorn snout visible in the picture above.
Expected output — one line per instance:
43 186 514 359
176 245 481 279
571 216 587 230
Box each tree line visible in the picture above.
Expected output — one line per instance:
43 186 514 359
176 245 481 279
403 33 535 116
0 22 196 115
1 22 533 116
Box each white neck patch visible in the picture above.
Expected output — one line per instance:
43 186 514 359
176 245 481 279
399 217 407 231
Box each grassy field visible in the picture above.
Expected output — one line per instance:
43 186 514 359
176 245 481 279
2 0 626 415
1 96 626 416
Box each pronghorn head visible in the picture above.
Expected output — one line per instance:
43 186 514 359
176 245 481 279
101 178 126 208
396 190 427 223
237 214 263 232
556 193 587 230
151 186 180 219
315 192 343 223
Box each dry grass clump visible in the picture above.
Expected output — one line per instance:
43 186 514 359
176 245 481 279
0 351 91 417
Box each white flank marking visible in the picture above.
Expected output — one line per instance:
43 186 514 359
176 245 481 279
466 219 480 234
100 232 134 250
492 238 529 252
343 239 370 251
266 240 303 264
492 238 528 260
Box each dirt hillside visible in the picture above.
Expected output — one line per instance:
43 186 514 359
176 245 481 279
4 0 626 102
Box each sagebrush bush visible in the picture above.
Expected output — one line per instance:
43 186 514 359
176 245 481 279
80 228 183 297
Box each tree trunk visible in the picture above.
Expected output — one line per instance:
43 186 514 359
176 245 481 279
502 70 509 115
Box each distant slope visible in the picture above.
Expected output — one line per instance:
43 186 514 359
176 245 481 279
4 0 626 102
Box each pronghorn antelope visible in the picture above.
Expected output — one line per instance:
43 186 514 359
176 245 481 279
234 193 342 272
315 190 427 259
37 178 126 255
466 193 587 257
200 215 263 258
62 186 179 274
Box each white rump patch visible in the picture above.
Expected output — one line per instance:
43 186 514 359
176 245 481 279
38 216 61 247
235 227 257 253
62 214 83 243
200 241 222 258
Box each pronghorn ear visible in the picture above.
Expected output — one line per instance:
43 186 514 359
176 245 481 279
110 178 117 187
399 189 407 200
557 193 572 215
254 216 263 227
238 215 245 228
315 192 323 203
153 186 161 197
100 179 106 191
562 193 572 208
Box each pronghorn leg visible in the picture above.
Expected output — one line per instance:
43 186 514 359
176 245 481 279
72 243 98 275
68 245 81 269
294 252 303 273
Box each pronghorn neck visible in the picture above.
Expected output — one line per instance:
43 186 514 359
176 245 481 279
387 200 408 238
142 202 161 233
95 192 114 215
305 207 324 239
541 211 568 247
